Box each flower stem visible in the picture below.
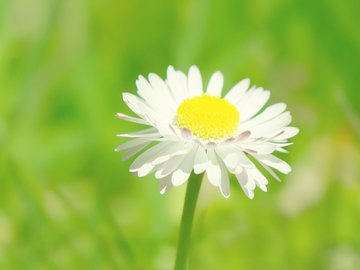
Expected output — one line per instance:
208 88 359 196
174 173 203 270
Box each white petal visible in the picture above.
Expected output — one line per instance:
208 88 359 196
235 170 255 199
230 131 251 143
136 75 154 102
151 143 191 165
166 66 187 104
116 113 149 125
122 92 145 117
176 70 190 98
216 147 243 174
137 163 155 177
276 147 288 153
171 147 197 186
188 65 203 97
249 112 292 138
247 168 268 191
261 163 281 181
255 154 292 174
122 92 158 125
129 142 172 174
227 146 256 168
122 143 150 161
194 146 208 174
159 175 173 195
205 149 221 186
272 127 299 140
206 71 223 96
237 89 270 122
115 139 149 152
116 128 162 139
143 74 177 116
238 102 287 131
240 142 276 155
225 78 250 103
218 159 231 198
155 154 188 179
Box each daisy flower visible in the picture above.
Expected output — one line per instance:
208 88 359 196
116 66 298 198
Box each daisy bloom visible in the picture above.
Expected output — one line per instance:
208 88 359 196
116 66 298 198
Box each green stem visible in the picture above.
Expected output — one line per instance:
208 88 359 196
174 173 203 270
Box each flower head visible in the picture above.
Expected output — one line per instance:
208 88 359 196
116 66 299 198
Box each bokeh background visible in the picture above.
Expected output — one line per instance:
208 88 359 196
1 0 360 269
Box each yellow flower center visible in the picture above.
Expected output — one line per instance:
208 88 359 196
176 95 240 141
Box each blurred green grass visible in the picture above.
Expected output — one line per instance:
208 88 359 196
1 0 360 269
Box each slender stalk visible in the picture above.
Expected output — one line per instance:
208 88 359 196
174 173 203 270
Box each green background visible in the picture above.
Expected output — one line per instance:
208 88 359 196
1 0 360 269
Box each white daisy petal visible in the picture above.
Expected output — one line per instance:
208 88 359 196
122 142 151 161
171 147 197 186
238 102 287 132
116 113 149 125
261 163 281 181
194 146 208 174
272 127 300 140
159 175 173 195
236 170 255 199
188 65 203 97
175 70 190 98
276 147 289 153
151 143 192 165
129 142 173 174
116 128 162 139
255 154 292 174
122 92 146 117
206 71 223 96
249 112 292 138
225 78 250 103
218 159 231 198
247 168 268 191
237 89 270 122
205 149 221 186
155 154 188 179
166 66 187 104
216 147 243 174
115 139 149 152
148 73 177 109
240 142 276 155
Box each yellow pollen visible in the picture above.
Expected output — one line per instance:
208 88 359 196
176 95 240 141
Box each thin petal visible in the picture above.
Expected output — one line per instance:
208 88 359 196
225 78 250 103
171 147 197 186
151 143 192 165
129 142 172 174
159 175 173 195
238 102 287 132
116 113 149 125
155 154 188 179
218 159 231 198
205 149 221 186
236 170 255 199
237 89 270 122
194 146 208 174
116 128 162 139
255 154 292 174
206 71 223 96
188 65 203 97
272 127 300 140
115 139 149 152
166 66 187 104
249 112 292 138
247 168 268 191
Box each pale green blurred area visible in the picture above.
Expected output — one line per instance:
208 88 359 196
1 0 360 269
